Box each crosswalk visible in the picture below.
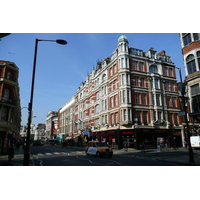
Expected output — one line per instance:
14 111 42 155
34 151 84 156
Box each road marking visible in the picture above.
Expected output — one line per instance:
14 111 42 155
54 152 60 154
46 153 52 155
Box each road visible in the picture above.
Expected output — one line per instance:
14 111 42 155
30 145 181 166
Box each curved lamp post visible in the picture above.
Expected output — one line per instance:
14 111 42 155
23 38 67 166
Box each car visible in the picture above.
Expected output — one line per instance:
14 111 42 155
85 141 113 158
33 140 44 146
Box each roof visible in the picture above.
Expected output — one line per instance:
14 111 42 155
118 35 128 42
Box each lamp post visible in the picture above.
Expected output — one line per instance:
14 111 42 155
23 38 67 166
176 67 194 163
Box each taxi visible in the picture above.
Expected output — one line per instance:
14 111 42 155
85 141 113 158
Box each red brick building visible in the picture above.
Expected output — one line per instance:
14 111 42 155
0 60 21 153
72 35 183 149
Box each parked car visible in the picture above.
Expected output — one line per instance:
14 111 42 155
33 140 44 146
85 141 113 158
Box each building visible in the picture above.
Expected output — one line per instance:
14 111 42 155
32 124 46 140
58 96 75 137
0 60 21 153
180 33 200 135
72 35 183 149
45 111 58 139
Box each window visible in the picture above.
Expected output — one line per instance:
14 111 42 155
193 33 199 41
142 93 146 104
6 71 13 80
183 33 192 46
168 113 172 124
152 94 155 105
155 79 159 89
114 65 116 74
156 94 160 106
134 61 138 70
3 88 10 100
95 104 100 114
169 68 173 77
110 68 113 76
122 90 126 103
149 65 158 73
136 93 140 104
171 82 174 92
167 97 171 107
174 113 178 125
191 84 200 95
141 78 145 87
121 74 125 85
1 106 9 121
165 82 169 90
143 111 148 125
186 54 196 74
135 77 139 86
197 51 200 68
137 111 141 125
121 58 125 68
140 62 144 71
95 92 99 100
102 74 106 82
123 110 127 121
158 111 162 121
164 67 168 76
116 112 118 124
127 90 130 103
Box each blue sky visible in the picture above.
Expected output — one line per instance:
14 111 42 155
0 33 184 125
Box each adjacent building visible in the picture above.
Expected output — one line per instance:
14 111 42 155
0 60 21 153
180 33 200 135
45 111 58 139
58 96 75 137
72 35 183 149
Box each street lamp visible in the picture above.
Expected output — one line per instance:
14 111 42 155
23 38 67 166
176 67 194 163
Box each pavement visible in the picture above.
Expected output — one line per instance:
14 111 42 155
1 145 200 166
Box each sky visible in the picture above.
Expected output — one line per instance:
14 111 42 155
0 33 184 125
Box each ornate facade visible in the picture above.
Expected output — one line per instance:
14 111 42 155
72 35 183 149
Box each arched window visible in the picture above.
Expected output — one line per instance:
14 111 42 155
149 65 158 73
197 51 200 69
102 74 106 82
95 104 100 114
186 54 196 74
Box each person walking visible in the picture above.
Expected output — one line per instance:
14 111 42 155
8 144 14 161
123 140 128 151
157 140 161 152
183 140 187 148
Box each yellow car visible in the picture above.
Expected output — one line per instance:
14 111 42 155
85 141 113 158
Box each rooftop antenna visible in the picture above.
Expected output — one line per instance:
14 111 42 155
7 52 16 61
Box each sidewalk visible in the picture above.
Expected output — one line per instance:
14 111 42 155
112 147 200 166
0 147 33 166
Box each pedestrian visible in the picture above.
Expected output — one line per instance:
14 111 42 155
8 144 14 161
183 140 187 148
123 140 128 151
157 140 161 152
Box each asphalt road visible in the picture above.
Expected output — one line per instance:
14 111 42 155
30 145 180 166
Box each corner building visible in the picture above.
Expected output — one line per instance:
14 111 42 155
74 35 182 149
180 33 200 134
